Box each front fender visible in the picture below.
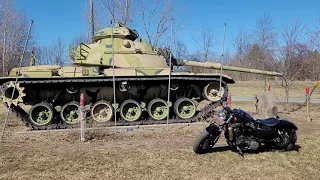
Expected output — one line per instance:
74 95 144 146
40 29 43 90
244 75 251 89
205 123 221 136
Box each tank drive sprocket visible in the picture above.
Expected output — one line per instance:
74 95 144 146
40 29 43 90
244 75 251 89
0 81 26 106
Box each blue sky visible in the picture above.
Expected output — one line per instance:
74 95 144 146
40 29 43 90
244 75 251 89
16 0 320 56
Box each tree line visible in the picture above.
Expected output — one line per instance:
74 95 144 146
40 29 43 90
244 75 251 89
1 0 319 90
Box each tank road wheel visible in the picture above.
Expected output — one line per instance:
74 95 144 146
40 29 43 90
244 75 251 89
203 82 225 102
91 101 113 122
147 98 169 120
28 103 54 126
120 99 142 122
174 97 196 119
60 101 80 125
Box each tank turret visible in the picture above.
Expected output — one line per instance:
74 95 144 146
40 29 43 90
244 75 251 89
69 22 282 77
69 22 167 68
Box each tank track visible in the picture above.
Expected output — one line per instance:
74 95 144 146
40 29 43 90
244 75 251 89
0 76 227 131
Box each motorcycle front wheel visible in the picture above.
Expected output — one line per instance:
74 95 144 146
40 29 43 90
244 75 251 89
193 130 219 154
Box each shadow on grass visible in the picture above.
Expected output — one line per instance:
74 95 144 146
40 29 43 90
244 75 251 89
202 144 301 155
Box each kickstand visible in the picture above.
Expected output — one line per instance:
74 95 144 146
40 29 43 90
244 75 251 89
236 146 244 157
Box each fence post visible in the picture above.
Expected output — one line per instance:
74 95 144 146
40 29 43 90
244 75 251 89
227 92 231 107
305 86 311 122
80 93 86 141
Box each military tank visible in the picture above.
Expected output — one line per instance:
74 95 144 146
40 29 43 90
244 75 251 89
0 23 282 130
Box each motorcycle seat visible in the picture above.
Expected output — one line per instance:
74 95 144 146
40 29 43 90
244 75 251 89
256 117 280 127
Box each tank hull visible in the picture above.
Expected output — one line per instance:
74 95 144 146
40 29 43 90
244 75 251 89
0 73 231 130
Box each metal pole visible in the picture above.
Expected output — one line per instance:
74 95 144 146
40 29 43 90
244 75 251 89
306 86 311 122
111 21 117 130
219 23 226 98
1 20 33 142
90 0 95 42
80 93 85 142
2 22 7 76
166 17 174 130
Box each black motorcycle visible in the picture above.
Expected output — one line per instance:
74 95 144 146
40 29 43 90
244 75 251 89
193 101 298 155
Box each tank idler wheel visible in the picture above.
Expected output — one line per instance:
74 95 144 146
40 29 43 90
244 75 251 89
60 101 80 125
91 100 113 122
147 98 169 120
203 82 225 102
174 97 196 119
120 99 142 122
28 103 54 126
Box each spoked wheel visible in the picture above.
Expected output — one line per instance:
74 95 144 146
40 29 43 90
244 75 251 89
60 101 80 125
91 100 113 122
120 99 142 122
174 97 196 119
28 103 54 126
147 98 169 120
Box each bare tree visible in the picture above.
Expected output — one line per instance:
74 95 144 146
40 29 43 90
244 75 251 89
254 14 277 54
233 26 252 57
35 37 67 66
1 0 16 75
310 17 320 50
98 0 136 27
51 37 67 66
0 0 35 75
231 26 252 80
71 33 92 45
187 25 217 73
308 17 320 80
276 21 308 105
252 14 278 89
193 25 217 61
80 0 187 50
172 39 188 71
139 0 174 48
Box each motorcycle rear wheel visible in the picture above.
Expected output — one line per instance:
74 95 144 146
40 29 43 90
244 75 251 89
193 130 219 154
268 129 297 151
286 129 297 151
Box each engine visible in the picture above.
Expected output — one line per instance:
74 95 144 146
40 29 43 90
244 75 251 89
228 122 260 150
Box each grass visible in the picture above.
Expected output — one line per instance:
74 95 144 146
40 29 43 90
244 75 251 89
229 80 320 98
0 102 320 179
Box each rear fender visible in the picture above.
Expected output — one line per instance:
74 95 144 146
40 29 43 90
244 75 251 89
276 120 298 130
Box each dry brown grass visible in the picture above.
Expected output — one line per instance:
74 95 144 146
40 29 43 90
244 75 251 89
0 102 320 180
229 80 320 98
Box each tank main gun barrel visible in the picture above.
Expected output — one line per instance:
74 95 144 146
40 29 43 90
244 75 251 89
176 60 283 77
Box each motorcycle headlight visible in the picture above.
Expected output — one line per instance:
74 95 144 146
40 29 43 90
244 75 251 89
218 111 226 120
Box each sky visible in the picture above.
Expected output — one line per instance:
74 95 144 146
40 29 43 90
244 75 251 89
16 0 320 56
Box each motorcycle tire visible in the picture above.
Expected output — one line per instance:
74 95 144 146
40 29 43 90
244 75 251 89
193 130 218 154
286 130 297 151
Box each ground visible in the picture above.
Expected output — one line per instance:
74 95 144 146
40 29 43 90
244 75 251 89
229 81 320 98
0 100 320 180
0 81 320 179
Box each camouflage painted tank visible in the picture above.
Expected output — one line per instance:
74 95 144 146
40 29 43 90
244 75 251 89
0 23 282 130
